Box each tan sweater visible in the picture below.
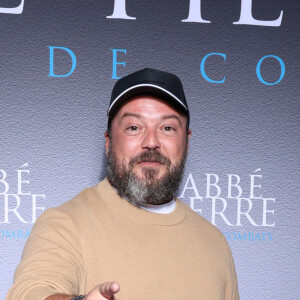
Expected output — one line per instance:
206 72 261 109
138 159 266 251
7 178 239 300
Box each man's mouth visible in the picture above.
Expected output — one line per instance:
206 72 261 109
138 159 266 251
138 160 163 165
129 150 171 169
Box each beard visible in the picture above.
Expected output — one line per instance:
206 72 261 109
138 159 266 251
107 144 187 206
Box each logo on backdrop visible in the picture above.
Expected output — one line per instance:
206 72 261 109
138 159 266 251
179 168 275 242
0 1 285 85
0 164 45 239
47 46 285 86
0 0 283 28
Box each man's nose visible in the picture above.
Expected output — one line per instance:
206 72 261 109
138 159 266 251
141 129 161 150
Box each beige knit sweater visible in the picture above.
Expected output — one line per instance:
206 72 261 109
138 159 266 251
7 178 239 300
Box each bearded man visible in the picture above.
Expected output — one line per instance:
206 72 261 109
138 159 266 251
7 68 239 300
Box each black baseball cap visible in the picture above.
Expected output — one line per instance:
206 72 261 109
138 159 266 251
107 68 189 122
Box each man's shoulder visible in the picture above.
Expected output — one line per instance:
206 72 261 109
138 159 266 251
39 178 111 222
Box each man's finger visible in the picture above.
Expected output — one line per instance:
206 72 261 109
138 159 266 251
99 282 120 298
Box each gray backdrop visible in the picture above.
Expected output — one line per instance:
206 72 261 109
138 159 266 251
0 0 299 299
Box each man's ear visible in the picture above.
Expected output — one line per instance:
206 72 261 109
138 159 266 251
104 131 110 157
186 129 192 153
188 129 192 141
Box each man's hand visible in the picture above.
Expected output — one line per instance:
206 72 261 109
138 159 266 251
85 282 120 300
45 282 120 300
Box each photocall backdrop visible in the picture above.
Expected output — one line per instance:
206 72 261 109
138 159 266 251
0 1 299 299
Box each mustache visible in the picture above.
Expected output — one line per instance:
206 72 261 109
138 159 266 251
128 150 171 168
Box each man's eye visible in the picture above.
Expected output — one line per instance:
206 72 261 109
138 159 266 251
128 126 138 131
163 126 174 131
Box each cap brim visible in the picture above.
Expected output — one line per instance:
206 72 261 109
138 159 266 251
107 83 188 118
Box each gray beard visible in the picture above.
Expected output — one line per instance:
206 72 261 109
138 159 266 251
107 144 187 206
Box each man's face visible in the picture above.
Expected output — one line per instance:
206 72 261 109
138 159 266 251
105 95 191 205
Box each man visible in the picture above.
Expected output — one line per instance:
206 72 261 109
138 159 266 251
7 68 239 300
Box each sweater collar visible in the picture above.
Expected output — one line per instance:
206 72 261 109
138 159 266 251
96 178 186 226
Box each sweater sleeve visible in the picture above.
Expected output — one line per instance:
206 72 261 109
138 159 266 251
225 242 240 300
6 207 85 300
